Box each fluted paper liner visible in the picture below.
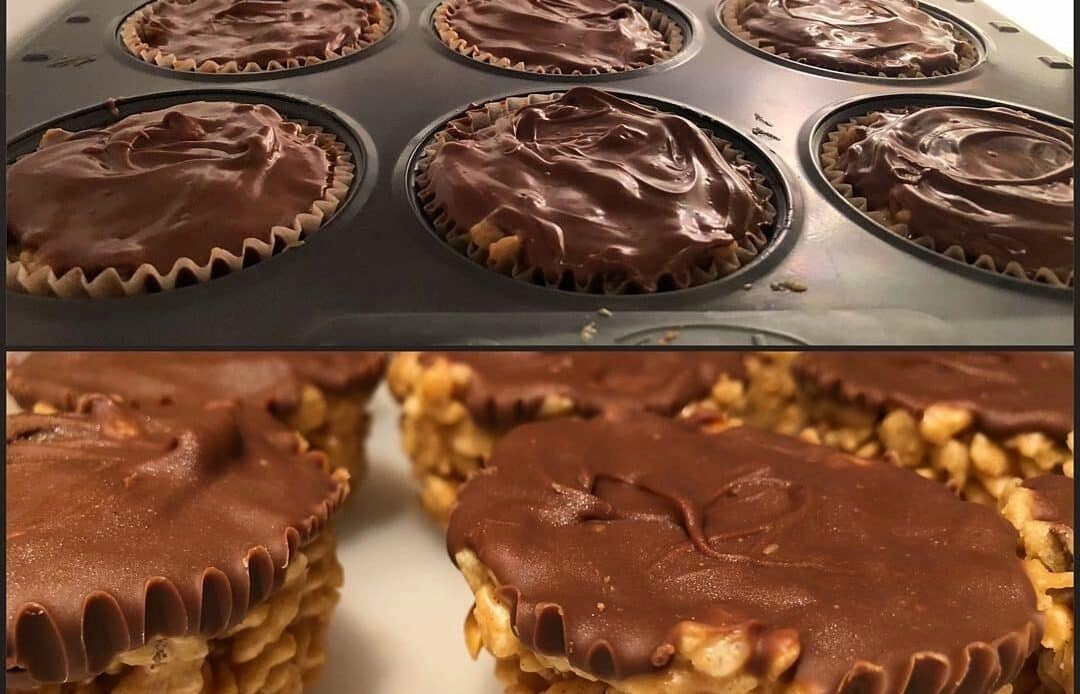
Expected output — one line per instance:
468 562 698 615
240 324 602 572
820 109 1074 287
415 93 777 294
720 0 979 79
5 395 350 686
119 0 394 74
7 120 355 298
432 0 684 76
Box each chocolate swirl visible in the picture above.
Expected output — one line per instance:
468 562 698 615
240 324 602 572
422 88 772 291
731 0 973 76
448 414 1040 691
131 0 390 67
7 101 332 276
838 107 1075 280
5 395 348 687
441 0 669 73
793 351 1074 440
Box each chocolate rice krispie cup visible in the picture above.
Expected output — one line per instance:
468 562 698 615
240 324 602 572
7 101 354 298
766 352 1074 505
415 87 776 294
432 0 684 76
120 0 393 74
448 414 1041 694
720 0 979 78
820 105 1074 287
388 351 768 524
6 395 349 693
1000 475 1075 694
6 351 386 479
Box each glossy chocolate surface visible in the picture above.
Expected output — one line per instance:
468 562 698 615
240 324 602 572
838 106 1074 278
794 351 1074 440
7 352 386 414
133 0 389 66
422 351 746 427
423 87 771 291
733 0 971 76
448 415 1039 690
7 101 332 275
444 0 668 73
6 396 348 685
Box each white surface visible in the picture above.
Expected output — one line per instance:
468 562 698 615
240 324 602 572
306 384 503 694
4 0 1075 56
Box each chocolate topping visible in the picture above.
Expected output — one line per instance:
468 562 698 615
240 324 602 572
1021 475 1075 530
794 352 1074 440
5 395 348 686
443 0 668 73
838 106 1074 279
733 0 971 76
448 414 1040 691
422 87 772 291
422 351 746 428
132 0 389 67
8 352 386 414
7 101 332 275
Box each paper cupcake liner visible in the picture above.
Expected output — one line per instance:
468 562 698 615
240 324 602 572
120 1 394 74
720 0 979 79
432 0 684 75
415 93 777 294
820 111 1074 288
7 121 355 299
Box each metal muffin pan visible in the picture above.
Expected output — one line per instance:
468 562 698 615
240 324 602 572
5 0 1074 347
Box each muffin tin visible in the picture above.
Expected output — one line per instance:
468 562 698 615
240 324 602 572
5 0 1074 347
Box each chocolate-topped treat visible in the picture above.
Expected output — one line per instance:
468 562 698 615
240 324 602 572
421 351 747 428
773 352 1074 503
448 414 1040 693
6 395 349 691
434 0 674 74
1022 475 1075 531
7 351 387 476
7 101 349 297
795 351 1074 440
830 106 1074 283
722 0 977 77
388 351 754 523
122 0 393 73
418 87 773 293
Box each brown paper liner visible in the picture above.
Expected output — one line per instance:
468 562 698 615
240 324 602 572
720 0 979 79
119 0 394 74
820 111 1074 288
415 93 777 294
6 121 355 299
432 0 684 76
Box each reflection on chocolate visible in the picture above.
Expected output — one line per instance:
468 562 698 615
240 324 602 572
133 0 390 66
6 101 332 276
838 106 1074 279
422 87 771 291
449 415 1039 690
421 351 746 427
732 0 972 76
7 352 386 414
5 396 348 687
794 351 1074 439
444 0 668 73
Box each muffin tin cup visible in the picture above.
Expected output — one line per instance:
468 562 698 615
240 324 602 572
407 89 794 296
806 92 1074 298
714 0 987 84
6 90 375 299
112 0 408 81
428 0 699 80
4 0 1074 345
